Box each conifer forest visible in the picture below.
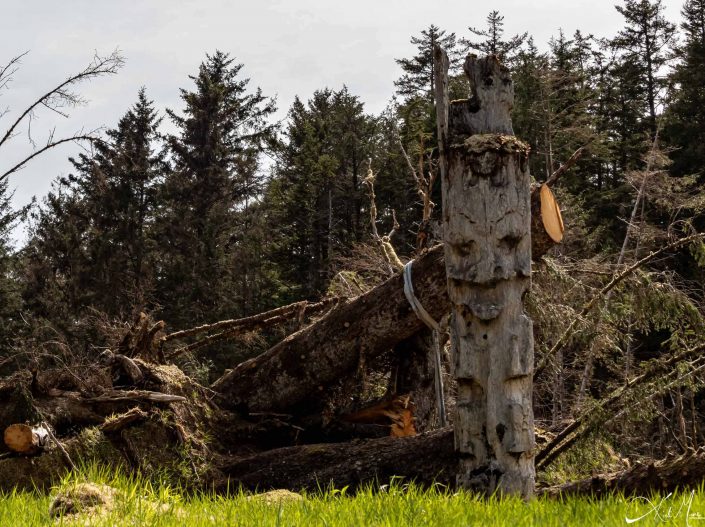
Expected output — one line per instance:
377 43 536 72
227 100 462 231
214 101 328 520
2 1 705 523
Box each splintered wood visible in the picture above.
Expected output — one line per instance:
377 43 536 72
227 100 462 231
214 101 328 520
435 48 535 499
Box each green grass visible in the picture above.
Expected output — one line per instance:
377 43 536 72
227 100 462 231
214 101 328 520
2 467 704 526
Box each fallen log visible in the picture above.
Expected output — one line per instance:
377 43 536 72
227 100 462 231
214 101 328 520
220 428 456 493
542 448 705 498
212 245 448 413
85 390 187 404
3 423 49 454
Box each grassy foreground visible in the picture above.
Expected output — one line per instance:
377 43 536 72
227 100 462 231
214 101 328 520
1 469 704 526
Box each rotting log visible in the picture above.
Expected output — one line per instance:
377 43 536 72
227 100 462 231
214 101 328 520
3 423 49 454
541 448 705 498
436 49 535 498
220 428 456 493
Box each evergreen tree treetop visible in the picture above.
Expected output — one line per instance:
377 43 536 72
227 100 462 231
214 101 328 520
394 25 463 100
463 10 528 61
167 50 277 175
613 0 676 138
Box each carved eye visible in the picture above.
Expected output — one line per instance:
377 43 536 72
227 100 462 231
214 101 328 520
453 240 477 257
499 234 522 250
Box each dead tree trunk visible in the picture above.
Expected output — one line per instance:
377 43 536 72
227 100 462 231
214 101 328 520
212 245 448 413
435 49 535 498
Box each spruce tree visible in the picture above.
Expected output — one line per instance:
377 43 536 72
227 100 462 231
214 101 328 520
157 51 277 326
664 0 705 179
613 0 676 139
463 10 528 62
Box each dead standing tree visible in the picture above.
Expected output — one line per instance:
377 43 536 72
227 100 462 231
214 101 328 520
435 48 535 498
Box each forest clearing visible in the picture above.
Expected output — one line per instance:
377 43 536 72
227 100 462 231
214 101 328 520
1 0 705 525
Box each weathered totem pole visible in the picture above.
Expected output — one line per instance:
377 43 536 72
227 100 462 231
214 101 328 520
434 46 535 498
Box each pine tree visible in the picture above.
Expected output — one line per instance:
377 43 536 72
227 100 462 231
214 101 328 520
463 10 528 62
613 0 676 139
664 0 705 179
156 51 277 327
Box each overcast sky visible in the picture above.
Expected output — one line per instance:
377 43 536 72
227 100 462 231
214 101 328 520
0 0 685 242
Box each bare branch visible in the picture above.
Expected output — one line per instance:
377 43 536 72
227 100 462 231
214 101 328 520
362 160 403 274
0 50 124 151
0 133 103 182
544 144 588 188
162 297 340 360
392 123 423 193
617 128 662 267
0 51 29 92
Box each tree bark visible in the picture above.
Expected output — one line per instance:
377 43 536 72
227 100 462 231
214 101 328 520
541 448 705 498
220 428 456 492
437 50 535 499
391 330 438 432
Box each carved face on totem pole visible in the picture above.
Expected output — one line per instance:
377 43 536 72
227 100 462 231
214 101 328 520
444 136 532 317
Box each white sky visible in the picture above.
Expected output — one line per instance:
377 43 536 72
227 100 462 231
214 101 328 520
0 0 685 242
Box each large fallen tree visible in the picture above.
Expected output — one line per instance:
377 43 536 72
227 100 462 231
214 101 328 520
211 245 448 413
542 448 705 498
219 428 456 492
